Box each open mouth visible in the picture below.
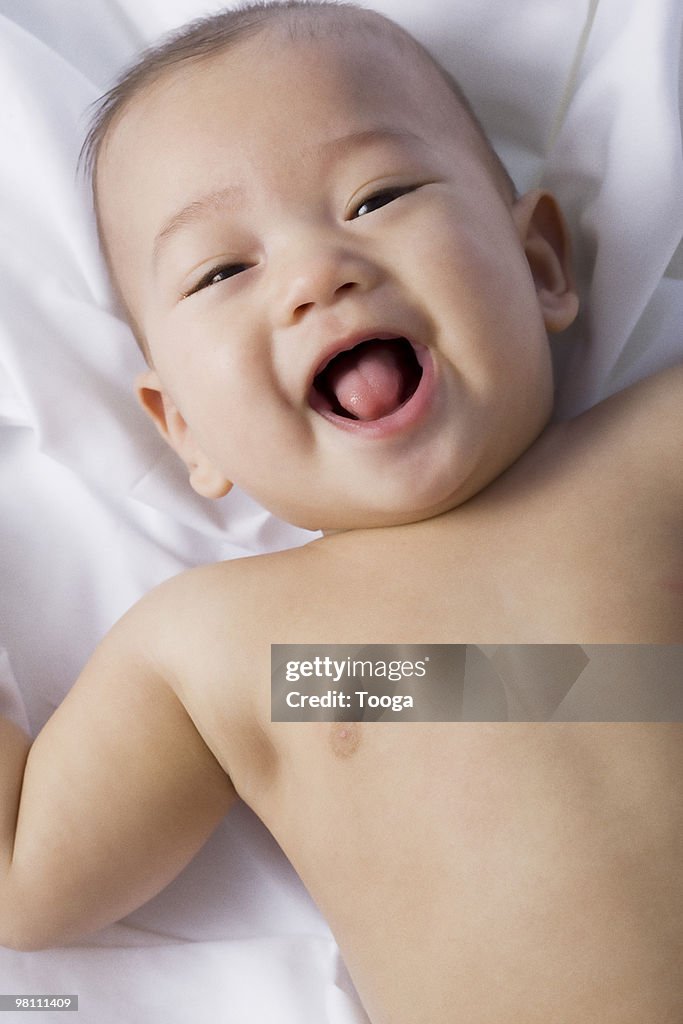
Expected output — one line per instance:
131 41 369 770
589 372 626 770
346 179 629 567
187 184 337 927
309 336 424 422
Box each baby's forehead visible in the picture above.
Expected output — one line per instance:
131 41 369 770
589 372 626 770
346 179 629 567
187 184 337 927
103 14 469 161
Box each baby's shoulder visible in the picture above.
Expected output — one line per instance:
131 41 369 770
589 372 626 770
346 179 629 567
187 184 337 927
118 550 316 754
128 546 317 674
607 362 681 436
563 364 682 492
136 545 310 626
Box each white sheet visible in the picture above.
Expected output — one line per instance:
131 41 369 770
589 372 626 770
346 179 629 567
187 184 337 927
0 1 681 1020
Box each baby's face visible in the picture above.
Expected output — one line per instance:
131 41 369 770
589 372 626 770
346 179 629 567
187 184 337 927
98 25 573 531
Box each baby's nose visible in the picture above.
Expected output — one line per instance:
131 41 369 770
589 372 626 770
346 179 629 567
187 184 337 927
273 235 382 326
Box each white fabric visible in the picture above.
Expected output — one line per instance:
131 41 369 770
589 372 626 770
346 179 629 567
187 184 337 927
0 0 681 1020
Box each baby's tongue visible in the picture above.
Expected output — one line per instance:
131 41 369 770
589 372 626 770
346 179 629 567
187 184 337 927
325 341 406 421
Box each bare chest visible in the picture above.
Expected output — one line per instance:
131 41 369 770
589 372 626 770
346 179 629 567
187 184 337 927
251 722 683 1024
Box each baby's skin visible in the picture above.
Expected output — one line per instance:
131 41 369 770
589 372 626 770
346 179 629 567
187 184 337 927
2 433 682 1021
1 10 681 1023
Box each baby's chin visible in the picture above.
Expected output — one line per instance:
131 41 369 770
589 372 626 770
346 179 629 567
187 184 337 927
258 435 534 533
295 498 467 535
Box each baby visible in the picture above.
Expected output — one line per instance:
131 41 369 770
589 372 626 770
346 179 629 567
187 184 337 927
1 3 681 1022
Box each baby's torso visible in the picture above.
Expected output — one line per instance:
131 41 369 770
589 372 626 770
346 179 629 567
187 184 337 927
170 394 682 1023
180 577 682 1023
248 721 682 1024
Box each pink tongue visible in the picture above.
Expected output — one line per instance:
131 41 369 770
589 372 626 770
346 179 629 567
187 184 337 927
326 342 406 421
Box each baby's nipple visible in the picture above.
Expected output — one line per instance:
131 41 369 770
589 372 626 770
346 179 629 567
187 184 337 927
329 721 361 758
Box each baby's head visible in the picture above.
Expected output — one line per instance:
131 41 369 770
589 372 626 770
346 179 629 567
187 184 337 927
87 0 578 532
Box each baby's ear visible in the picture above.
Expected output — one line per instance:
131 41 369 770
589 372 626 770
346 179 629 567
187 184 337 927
135 370 233 499
512 189 579 333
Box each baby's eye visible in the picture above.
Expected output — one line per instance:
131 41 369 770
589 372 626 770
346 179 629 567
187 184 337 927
185 262 249 297
352 186 415 218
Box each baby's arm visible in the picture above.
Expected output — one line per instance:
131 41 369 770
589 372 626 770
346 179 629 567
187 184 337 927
0 589 236 951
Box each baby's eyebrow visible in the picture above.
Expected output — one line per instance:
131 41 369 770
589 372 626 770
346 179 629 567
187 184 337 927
314 126 427 162
152 185 245 268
